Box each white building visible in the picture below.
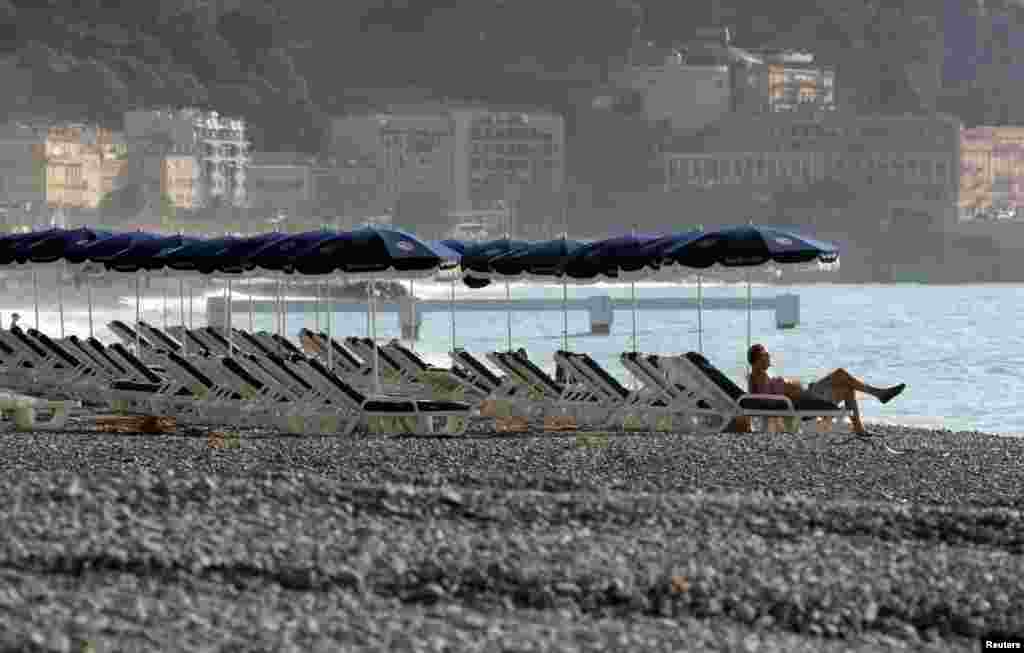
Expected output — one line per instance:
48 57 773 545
123 108 249 208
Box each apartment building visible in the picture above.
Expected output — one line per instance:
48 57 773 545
123 108 249 209
741 50 836 114
959 126 1024 214
0 122 130 214
0 124 45 212
609 28 837 135
330 103 565 237
310 161 383 228
609 38 736 133
663 111 962 232
246 152 314 217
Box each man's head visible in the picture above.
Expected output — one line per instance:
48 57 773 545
747 343 770 370
10 313 20 324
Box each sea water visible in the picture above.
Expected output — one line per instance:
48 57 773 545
8 282 1024 436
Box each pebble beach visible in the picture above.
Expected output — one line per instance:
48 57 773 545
0 419 1021 652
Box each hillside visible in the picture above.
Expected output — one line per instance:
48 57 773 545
3 1 1024 153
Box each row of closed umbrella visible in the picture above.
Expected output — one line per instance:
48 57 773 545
443 225 840 355
0 225 456 395
1 222 839 389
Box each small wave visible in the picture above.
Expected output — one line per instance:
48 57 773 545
984 365 1015 376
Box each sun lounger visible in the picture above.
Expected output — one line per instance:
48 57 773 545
298 356 473 436
674 352 851 433
27 329 107 387
620 352 718 414
137 321 184 353
384 341 490 398
216 356 356 435
556 350 709 430
108 320 154 353
486 350 612 426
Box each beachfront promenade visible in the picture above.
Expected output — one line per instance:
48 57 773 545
207 293 801 338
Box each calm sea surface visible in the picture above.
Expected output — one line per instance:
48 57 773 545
15 282 1024 436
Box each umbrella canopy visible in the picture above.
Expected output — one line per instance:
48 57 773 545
664 224 839 269
562 233 667 282
64 231 162 265
487 237 585 280
334 226 454 278
105 234 204 273
18 227 113 264
0 228 61 265
444 237 530 286
163 233 287 275
244 230 339 273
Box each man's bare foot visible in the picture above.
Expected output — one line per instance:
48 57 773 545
879 384 906 405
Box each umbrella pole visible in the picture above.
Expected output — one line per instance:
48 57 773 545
87 275 94 339
135 275 142 359
409 278 415 351
562 280 568 351
188 284 194 332
179 278 187 357
631 281 638 353
505 280 512 352
32 266 40 331
57 265 65 339
276 274 283 353
226 277 233 354
697 274 703 354
326 276 333 370
315 280 320 333
370 280 380 395
162 270 168 331
746 269 752 371
248 277 254 334
449 277 456 353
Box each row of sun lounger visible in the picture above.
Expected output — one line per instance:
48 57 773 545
0 319 855 436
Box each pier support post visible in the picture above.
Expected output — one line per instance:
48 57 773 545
399 296 421 341
775 293 799 329
588 295 614 335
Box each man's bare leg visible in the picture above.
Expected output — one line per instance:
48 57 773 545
826 369 905 404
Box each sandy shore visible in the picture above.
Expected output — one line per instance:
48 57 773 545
0 419 1020 652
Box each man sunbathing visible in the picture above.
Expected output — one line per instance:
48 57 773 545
747 343 905 435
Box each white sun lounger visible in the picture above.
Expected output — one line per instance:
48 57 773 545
486 350 612 426
672 352 852 433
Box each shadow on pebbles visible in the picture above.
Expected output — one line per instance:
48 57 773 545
0 422 1021 652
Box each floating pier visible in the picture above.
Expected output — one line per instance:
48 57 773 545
208 293 800 340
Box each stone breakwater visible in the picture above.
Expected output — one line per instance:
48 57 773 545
0 423 1020 652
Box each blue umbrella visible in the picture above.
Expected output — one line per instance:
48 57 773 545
334 226 452 277
244 230 339 273
488 237 586 350
65 231 162 265
487 237 584 280
444 237 531 286
19 227 113 264
665 224 840 357
242 230 340 348
563 233 667 282
663 224 839 269
0 228 61 266
105 234 204 273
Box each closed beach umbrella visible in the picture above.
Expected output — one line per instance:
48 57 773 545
488 236 584 350
0 228 60 265
664 223 840 356
19 226 112 264
66 230 161 265
334 227 456 395
563 232 670 352
445 237 531 350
